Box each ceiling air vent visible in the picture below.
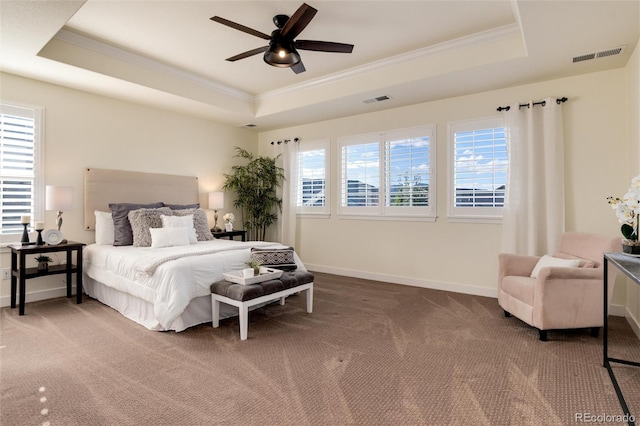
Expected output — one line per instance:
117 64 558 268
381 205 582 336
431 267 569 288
243 123 257 128
573 46 625 63
363 95 392 104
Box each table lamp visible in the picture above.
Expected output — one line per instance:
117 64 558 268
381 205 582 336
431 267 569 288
46 185 73 241
208 191 224 232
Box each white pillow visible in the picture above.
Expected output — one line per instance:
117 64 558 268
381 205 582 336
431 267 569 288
530 255 582 278
150 227 191 248
94 211 115 245
161 214 197 244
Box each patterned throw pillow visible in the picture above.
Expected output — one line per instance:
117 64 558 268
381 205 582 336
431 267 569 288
250 247 297 271
128 207 173 247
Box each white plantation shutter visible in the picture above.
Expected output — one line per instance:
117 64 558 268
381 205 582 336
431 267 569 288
385 135 430 209
297 139 330 215
449 116 506 220
338 125 436 219
0 104 44 236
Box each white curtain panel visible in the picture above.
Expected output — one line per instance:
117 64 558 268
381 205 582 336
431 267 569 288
272 140 299 246
501 97 565 255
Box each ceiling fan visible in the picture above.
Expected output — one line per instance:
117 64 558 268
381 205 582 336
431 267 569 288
210 3 354 74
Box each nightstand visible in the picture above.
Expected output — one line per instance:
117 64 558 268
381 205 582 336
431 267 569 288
10 241 85 315
212 230 247 241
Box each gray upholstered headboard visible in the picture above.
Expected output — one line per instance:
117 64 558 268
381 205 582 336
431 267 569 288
84 168 199 230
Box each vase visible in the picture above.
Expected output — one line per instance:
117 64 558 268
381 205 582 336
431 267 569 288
622 239 640 256
225 222 233 232
38 262 48 272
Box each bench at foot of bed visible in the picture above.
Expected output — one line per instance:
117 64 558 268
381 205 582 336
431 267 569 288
210 271 314 340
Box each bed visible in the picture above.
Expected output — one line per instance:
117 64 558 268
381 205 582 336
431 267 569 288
82 168 305 332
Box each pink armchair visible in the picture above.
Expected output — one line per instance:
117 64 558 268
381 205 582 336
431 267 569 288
498 232 620 341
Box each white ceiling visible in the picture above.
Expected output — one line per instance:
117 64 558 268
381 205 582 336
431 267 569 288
1 1 638 130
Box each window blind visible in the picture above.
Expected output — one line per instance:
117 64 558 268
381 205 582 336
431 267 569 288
0 106 39 235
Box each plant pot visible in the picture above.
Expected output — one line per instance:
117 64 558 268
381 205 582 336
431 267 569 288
37 262 48 272
622 239 640 256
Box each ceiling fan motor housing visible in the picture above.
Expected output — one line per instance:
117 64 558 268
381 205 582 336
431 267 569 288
264 29 300 67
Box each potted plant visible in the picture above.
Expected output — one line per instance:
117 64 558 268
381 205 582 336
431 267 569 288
245 259 262 276
223 147 285 241
607 174 640 255
35 255 53 271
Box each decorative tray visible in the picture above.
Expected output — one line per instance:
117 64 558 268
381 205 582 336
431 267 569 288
223 267 283 285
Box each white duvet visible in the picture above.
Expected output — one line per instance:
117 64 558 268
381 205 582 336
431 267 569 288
83 240 303 329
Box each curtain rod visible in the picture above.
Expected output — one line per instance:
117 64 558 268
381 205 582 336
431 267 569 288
270 137 300 145
496 97 567 112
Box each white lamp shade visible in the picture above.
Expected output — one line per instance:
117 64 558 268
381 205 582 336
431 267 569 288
208 191 224 210
46 186 73 211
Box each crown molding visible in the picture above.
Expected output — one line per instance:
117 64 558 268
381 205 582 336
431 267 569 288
257 23 522 102
53 29 255 103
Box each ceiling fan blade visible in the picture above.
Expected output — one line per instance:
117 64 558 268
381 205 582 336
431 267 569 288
295 40 354 53
210 16 271 40
291 61 306 74
280 3 317 39
226 46 269 62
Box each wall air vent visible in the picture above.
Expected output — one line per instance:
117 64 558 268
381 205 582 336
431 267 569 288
363 95 392 104
573 46 625 63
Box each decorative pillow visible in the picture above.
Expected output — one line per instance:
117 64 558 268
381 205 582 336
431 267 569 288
163 202 200 210
161 214 197 244
150 227 191 248
250 247 297 271
553 252 596 268
128 207 173 247
530 255 582 278
171 208 214 241
94 210 114 245
109 202 163 246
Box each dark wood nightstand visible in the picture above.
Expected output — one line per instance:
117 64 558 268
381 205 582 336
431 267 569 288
10 241 85 315
212 230 247 241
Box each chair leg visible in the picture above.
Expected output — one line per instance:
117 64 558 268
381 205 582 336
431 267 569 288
503 310 511 318
539 330 548 341
590 327 600 338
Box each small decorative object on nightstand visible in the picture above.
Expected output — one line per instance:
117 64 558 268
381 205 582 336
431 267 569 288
20 215 30 245
35 255 52 272
35 221 45 245
223 212 235 231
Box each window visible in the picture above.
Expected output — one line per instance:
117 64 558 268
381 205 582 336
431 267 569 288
297 139 330 216
1 103 44 239
448 116 506 221
338 125 435 220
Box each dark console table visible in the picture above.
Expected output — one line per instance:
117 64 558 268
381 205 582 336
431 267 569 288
603 252 640 425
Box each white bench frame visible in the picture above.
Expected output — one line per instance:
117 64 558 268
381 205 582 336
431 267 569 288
211 282 313 340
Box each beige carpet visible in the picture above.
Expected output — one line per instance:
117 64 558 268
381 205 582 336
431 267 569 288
1 272 639 425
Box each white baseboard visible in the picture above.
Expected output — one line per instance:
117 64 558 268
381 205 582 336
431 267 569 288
305 263 628 318
625 307 640 339
305 263 498 298
0 285 77 308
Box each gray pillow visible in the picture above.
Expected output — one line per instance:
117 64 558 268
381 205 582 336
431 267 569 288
128 207 173 247
163 202 200 210
172 208 214 241
109 202 163 246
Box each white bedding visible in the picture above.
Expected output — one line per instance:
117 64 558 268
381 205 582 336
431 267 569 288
83 239 305 330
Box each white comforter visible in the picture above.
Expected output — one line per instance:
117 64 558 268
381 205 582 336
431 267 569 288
83 240 303 328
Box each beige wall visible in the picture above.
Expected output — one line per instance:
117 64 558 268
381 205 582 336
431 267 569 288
0 72 257 304
625 38 640 334
258 68 631 312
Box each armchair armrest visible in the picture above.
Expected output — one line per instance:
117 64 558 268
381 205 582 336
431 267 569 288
498 253 540 280
533 266 604 329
